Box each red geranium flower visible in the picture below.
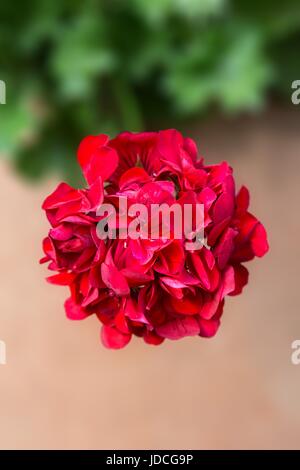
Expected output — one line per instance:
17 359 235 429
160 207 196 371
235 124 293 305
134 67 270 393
41 130 268 349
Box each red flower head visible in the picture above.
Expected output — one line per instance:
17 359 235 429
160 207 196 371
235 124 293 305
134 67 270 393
41 130 268 349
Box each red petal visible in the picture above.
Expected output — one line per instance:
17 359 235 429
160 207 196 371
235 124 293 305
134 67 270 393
213 187 235 224
82 146 119 185
157 129 184 167
183 137 198 163
199 318 220 338
170 292 201 315
124 297 148 324
155 240 184 275
191 251 211 290
143 330 164 345
229 264 249 296
64 297 90 320
115 308 131 334
200 266 235 319
199 300 224 337
222 265 236 297
119 167 151 189
82 287 99 307
101 325 131 349
42 182 81 210
160 277 187 289
49 224 73 241
47 272 75 286
101 251 130 296
156 316 200 340
86 177 104 210
236 186 250 215
251 222 269 257
77 134 109 168
213 227 237 269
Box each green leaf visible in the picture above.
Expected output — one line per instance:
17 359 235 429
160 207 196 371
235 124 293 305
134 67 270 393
51 12 116 99
0 96 38 155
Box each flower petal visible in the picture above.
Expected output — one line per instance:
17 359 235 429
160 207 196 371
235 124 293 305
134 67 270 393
101 325 131 349
156 316 200 340
77 134 109 168
64 297 90 320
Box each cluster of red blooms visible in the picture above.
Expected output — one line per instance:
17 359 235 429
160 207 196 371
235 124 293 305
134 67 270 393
41 130 268 348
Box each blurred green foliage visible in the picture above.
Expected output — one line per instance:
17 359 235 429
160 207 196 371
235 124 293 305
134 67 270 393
0 0 299 183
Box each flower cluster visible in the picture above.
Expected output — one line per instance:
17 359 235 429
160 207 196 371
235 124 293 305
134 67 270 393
41 130 268 348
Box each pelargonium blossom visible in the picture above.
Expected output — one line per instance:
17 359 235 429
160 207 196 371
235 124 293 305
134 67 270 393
41 130 268 349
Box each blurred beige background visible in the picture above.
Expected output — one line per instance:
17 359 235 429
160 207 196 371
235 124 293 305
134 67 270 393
0 106 299 450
